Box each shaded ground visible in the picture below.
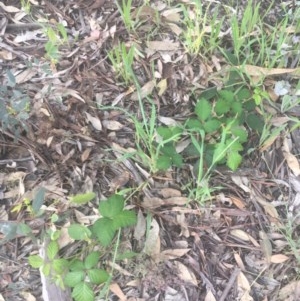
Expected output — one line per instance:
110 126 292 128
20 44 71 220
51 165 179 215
1 0 300 301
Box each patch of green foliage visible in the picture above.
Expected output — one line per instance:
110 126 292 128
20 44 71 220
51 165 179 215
28 193 137 301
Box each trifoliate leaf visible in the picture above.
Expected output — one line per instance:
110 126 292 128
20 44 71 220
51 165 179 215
99 194 124 218
195 98 211 121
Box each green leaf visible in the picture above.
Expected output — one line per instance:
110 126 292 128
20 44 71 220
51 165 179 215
64 271 85 287
172 153 183 167
69 259 85 271
84 252 100 269
28 255 44 268
68 224 91 241
185 118 203 130
231 127 248 143
161 144 177 157
42 263 51 276
156 154 172 170
157 126 172 140
32 187 46 214
195 98 211 121
93 217 116 246
70 192 96 205
227 151 242 171
231 102 243 115
99 194 124 218
215 99 231 115
6 69 16 87
236 87 251 101
113 210 137 229
87 269 109 285
203 119 221 133
52 258 69 274
72 282 94 301
246 113 264 133
47 240 59 260
218 90 234 103
212 142 227 164
226 140 243 152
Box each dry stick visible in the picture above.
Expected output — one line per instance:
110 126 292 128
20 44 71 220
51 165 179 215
219 267 241 301
0 156 34 165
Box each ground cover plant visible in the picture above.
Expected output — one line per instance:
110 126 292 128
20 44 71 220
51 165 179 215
0 0 300 300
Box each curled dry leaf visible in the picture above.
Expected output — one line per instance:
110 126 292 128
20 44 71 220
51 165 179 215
157 248 190 261
147 41 180 51
174 261 198 286
109 283 126 301
160 187 181 198
134 210 146 240
283 151 300 176
230 229 251 241
158 116 180 126
143 196 188 208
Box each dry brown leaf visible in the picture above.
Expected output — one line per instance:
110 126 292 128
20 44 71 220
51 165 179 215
109 283 126 301
205 290 216 301
102 120 124 131
109 171 130 191
283 151 300 176
143 218 160 257
231 229 252 242
234 253 246 270
0 2 20 12
134 210 146 240
238 65 300 78
230 196 246 209
0 50 14 60
168 22 183 35
174 261 198 286
158 248 190 261
160 187 181 198
157 78 168 96
147 40 180 51
85 112 102 131
237 271 253 301
131 80 155 100
158 116 180 126
270 254 289 264
278 280 300 301
259 231 272 264
81 148 92 162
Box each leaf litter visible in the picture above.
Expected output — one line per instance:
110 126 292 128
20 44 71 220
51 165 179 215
0 0 300 301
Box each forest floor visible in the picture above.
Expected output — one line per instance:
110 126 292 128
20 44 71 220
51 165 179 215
1 1 300 301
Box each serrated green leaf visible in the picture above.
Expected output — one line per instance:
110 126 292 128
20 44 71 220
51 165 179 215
227 151 242 171
212 142 227 164
113 210 137 229
84 252 100 269
195 98 211 121
28 255 44 268
32 187 46 214
246 113 264 133
69 259 85 271
99 194 124 218
47 240 59 260
226 140 243 152
93 217 116 246
42 263 51 276
236 87 251 101
156 154 172 170
203 119 221 133
215 99 231 115
52 258 69 274
64 271 85 287
72 282 94 301
157 126 172 140
172 153 183 167
6 69 16 87
231 127 248 143
218 90 234 103
87 269 109 285
68 224 91 241
231 102 243 115
70 192 96 205
161 144 177 156
185 118 203 130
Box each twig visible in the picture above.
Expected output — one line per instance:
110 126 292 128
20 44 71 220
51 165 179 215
0 156 34 165
219 267 241 301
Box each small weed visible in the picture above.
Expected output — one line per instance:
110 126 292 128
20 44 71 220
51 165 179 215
28 192 137 301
